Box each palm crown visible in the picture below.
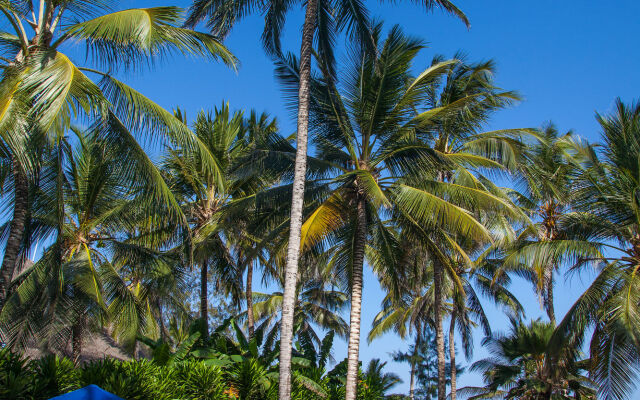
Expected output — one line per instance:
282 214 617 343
271 23 527 400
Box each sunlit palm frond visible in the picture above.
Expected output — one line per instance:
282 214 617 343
63 7 237 71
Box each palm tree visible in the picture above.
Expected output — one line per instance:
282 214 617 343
391 342 428 400
163 104 280 338
274 25 523 400
412 334 441 400
370 233 522 400
0 134 48 307
0 130 185 358
460 319 596 399
364 54 527 400
446 213 526 400
0 152 29 308
185 2 469 398
233 110 283 338
0 2 237 308
499 124 585 324
410 53 530 400
545 99 640 400
359 359 403 400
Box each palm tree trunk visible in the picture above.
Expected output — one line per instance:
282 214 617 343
71 315 86 365
345 197 367 400
449 314 457 400
410 328 422 400
0 162 28 308
200 259 209 339
433 259 446 400
546 271 556 325
246 260 255 337
409 362 416 400
157 299 169 341
278 0 318 397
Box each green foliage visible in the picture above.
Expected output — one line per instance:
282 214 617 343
0 346 406 400
0 349 32 400
462 319 596 399
0 350 79 400
139 331 202 366
79 359 169 400
359 359 402 400
31 355 80 400
173 361 228 400
1 3 639 400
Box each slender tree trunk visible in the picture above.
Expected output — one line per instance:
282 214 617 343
246 260 255 337
541 209 557 326
449 314 457 400
200 259 209 339
134 341 141 360
277 0 318 398
433 259 446 400
157 300 169 341
546 271 556 325
0 162 28 308
409 362 416 400
411 328 422 400
71 315 86 365
345 197 367 400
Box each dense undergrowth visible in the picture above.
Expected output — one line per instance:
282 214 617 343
0 349 402 400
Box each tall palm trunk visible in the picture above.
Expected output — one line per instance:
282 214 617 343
449 314 457 400
345 197 367 400
546 272 555 325
157 299 169 341
433 259 446 400
433 169 448 400
71 315 86 365
246 260 255 337
278 0 318 397
200 259 209 339
410 328 422 400
0 162 28 308
409 362 416 400
541 205 558 325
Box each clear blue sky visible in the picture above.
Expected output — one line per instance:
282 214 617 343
111 0 640 394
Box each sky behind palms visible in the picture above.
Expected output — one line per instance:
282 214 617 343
104 0 640 394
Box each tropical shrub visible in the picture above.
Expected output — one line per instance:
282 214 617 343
31 355 80 400
79 359 169 400
0 351 79 400
173 361 228 400
0 348 405 400
0 349 32 400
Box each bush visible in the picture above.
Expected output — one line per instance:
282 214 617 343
0 349 398 400
173 360 228 399
31 355 79 400
79 359 170 400
0 349 32 400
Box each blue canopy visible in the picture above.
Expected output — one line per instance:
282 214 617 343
49 385 123 400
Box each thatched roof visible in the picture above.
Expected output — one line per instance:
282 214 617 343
23 330 131 363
